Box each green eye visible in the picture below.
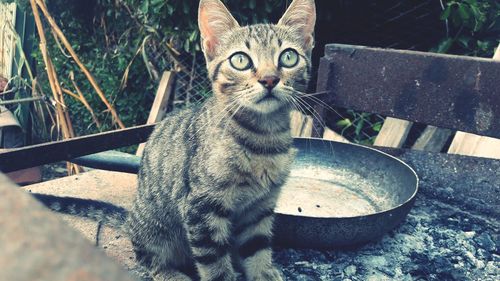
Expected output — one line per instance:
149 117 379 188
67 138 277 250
229 52 252 71
279 49 299 68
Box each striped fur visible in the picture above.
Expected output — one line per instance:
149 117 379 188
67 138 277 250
127 1 316 280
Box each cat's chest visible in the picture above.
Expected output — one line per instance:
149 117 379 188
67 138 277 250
236 149 296 189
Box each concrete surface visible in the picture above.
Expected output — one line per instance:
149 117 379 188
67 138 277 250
18 148 500 281
0 172 136 281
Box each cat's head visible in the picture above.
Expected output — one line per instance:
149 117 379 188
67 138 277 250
198 0 316 114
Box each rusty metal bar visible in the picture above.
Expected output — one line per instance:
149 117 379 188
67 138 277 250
0 124 155 173
316 44 500 138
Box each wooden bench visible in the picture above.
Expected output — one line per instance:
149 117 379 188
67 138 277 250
310 43 499 218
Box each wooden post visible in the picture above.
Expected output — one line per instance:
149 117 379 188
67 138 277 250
447 44 500 159
136 71 176 156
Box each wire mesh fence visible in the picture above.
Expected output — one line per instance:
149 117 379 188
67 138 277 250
172 52 211 107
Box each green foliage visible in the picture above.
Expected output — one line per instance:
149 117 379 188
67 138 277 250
434 0 500 56
4 0 286 137
334 110 384 145
4 0 499 143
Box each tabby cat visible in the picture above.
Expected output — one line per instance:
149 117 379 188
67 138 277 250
126 0 316 280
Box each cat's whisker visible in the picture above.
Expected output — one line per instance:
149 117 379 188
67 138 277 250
283 86 344 120
221 102 244 139
291 95 329 139
289 95 337 154
297 91 330 97
187 89 251 143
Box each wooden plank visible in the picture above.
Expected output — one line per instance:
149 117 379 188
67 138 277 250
0 124 155 173
290 110 313 137
447 44 500 159
322 126 349 143
448 133 500 159
290 110 304 137
317 44 500 138
373 117 412 148
136 71 175 156
412 126 452 152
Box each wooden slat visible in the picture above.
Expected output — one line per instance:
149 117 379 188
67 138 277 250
373 118 412 148
448 133 500 159
447 44 500 159
317 44 500 138
136 71 175 156
322 126 349 143
412 126 452 152
290 110 313 137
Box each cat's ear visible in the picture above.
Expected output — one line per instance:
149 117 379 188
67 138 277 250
278 0 316 49
198 0 239 60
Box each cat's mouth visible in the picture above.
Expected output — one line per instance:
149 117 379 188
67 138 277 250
256 91 279 104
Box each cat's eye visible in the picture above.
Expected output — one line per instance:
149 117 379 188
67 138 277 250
229 52 253 71
279 49 299 68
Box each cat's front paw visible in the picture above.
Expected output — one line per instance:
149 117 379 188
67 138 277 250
249 266 284 281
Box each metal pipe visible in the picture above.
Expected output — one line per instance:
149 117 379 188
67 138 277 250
0 96 44 105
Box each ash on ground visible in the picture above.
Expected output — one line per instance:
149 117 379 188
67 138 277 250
130 194 498 281
274 196 498 281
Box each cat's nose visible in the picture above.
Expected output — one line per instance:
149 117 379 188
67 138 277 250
258 76 280 90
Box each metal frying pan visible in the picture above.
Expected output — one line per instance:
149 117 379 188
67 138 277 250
273 138 418 249
73 138 418 249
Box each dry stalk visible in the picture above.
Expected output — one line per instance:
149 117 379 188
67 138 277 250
35 0 125 129
30 0 81 175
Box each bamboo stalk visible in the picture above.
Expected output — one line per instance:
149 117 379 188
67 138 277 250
30 0 81 175
62 87 102 129
35 0 125 129
61 88 80 100
30 0 70 139
47 57 75 138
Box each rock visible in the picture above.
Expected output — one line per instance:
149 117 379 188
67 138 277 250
294 274 316 281
474 233 496 252
343 265 356 277
433 256 452 273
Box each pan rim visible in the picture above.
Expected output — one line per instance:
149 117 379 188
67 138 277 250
275 137 419 219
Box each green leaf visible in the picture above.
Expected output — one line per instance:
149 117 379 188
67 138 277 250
441 6 452 20
336 118 351 128
436 38 454 53
372 122 382 132
458 4 471 22
140 0 149 14
354 118 364 136
457 36 471 48
167 5 174 15
189 30 198 42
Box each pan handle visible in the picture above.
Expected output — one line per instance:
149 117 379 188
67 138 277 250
71 150 140 174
